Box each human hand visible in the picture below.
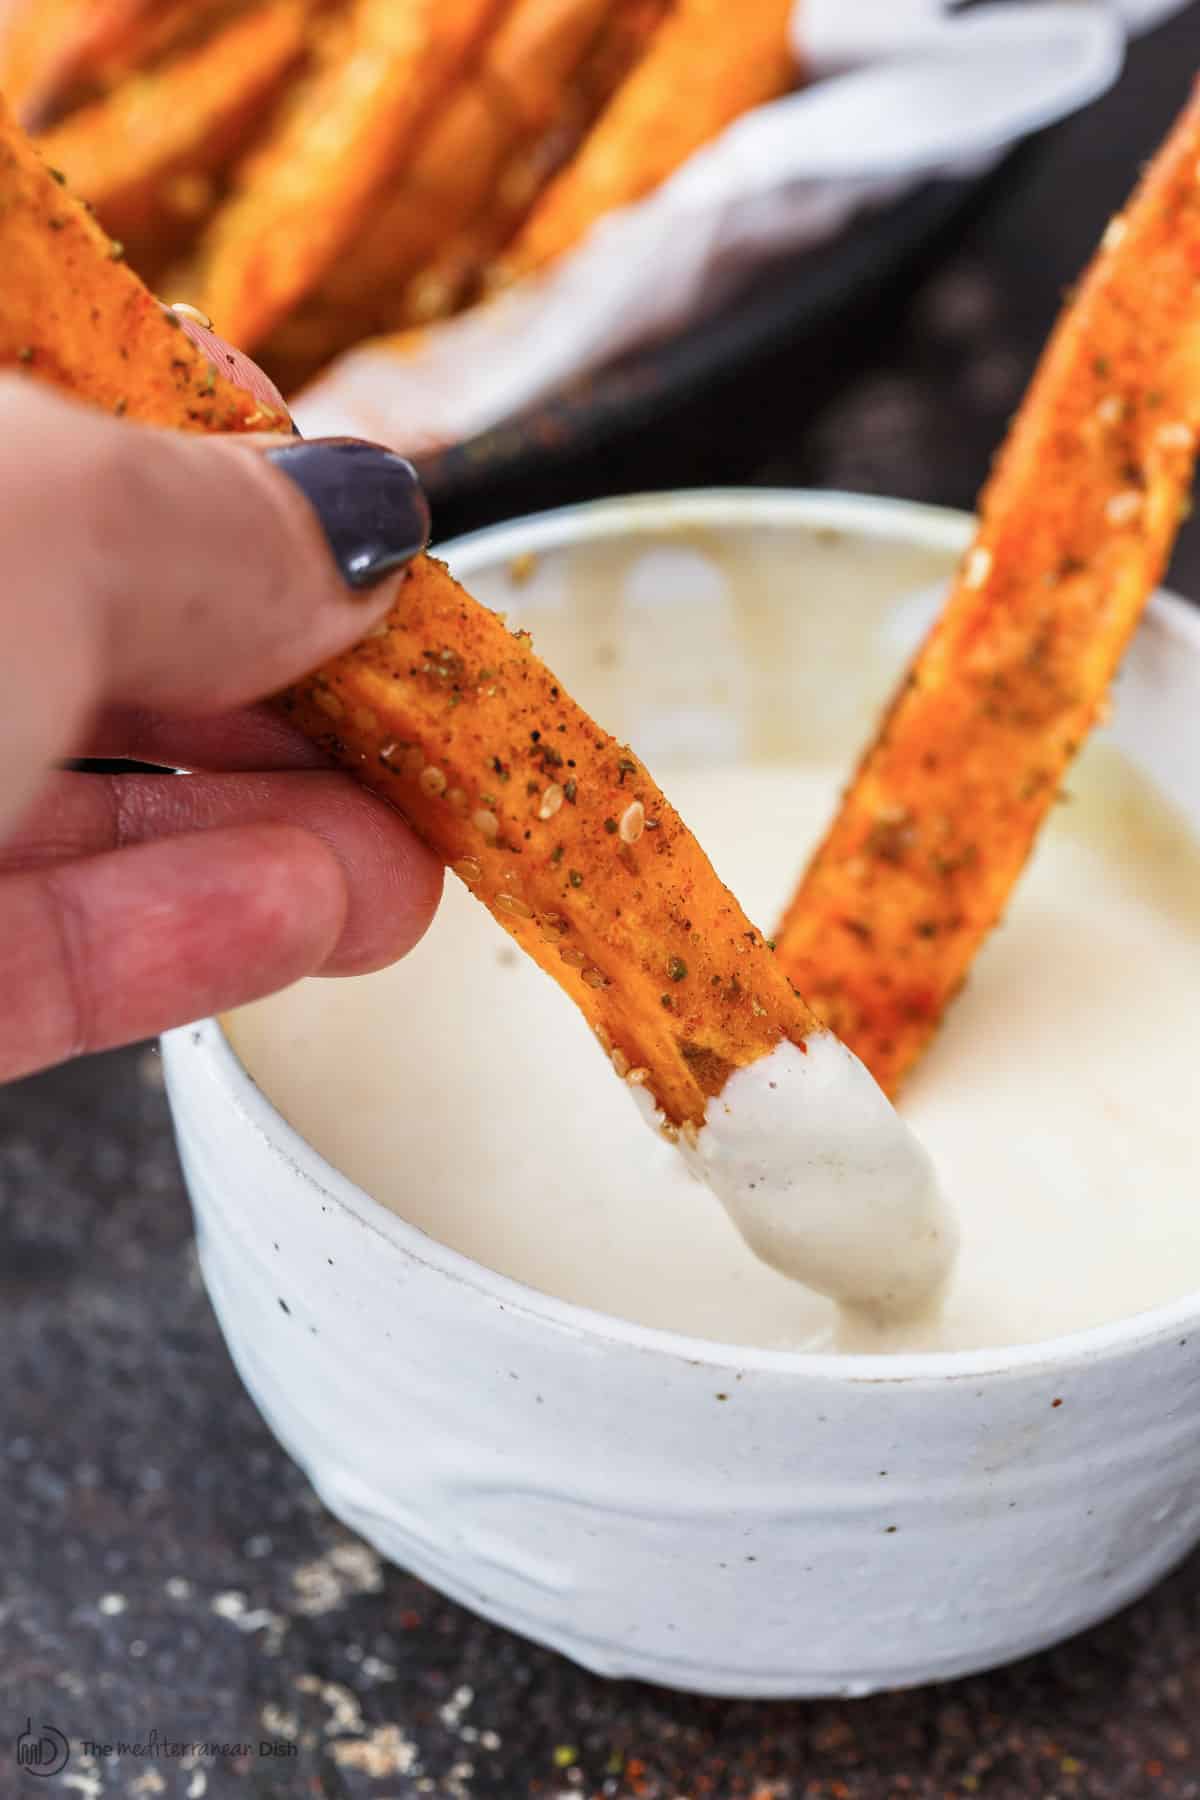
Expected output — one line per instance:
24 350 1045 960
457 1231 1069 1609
0 361 442 1084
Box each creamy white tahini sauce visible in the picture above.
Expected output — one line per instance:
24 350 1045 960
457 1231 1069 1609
227 744 1200 1354
675 1038 957 1323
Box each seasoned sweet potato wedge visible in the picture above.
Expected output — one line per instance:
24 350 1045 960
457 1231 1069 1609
773 80 1200 1096
501 0 796 275
194 0 509 350
38 3 309 273
278 553 823 1128
0 96 290 433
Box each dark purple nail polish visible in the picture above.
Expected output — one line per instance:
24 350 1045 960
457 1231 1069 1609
265 438 430 592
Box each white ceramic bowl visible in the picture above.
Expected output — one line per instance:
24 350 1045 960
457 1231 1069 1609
162 491 1200 1698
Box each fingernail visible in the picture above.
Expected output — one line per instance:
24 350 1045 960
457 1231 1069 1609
264 438 430 592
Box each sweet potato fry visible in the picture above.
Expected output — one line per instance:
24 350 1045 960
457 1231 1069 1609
501 0 796 276
0 0 106 125
773 81 1200 1098
0 95 290 434
38 3 310 273
387 0 674 329
1 0 261 128
268 0 673 383
277 554 824 1128
263 0 620 386
193 0 510 350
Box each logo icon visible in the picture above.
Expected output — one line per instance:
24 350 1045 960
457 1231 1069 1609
16 1719 70 1778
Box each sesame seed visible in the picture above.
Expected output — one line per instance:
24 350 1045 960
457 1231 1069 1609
963 546 992 590
314 688 344 720
1156 421 1194 451
559 946 588 968
452 857 482 885
593 1023 612 1050
581 966 609 989
538 913 568 942
1106 489 1143 526
473 809 499 841
494 893 532 919
419 765 447 798
626 1067 650 1085
680 1120 700 1149
538 783 564 820
618 800 645 844
445 786 467 810
611 1049 630 1078
379 741 399 763
1094 394 1125 426
171 301 214 329
364 620 390 639
1101 214 1127 251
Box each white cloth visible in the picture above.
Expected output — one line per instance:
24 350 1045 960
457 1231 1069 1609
295 0 1190 450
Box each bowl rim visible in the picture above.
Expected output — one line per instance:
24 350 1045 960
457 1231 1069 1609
172 486 1200 1387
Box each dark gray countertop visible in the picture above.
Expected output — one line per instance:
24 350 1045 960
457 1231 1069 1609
5 11 1200 1797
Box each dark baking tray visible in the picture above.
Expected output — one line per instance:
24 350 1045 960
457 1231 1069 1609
416 147 1037 534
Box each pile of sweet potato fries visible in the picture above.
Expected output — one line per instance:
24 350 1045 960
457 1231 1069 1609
1 0 797 392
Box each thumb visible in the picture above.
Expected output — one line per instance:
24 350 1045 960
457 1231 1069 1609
0 375 428 837
0 377 428 716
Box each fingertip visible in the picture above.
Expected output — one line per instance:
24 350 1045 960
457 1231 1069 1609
261 439 429 593
172 311 291 419
311 801 444 977
0 822 358 1081
231 821 352 980
9 382 426 718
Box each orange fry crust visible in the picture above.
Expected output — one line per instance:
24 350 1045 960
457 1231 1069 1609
263 0 621 386
501 0 796 276
278 553 823 1129
0 0 115 125
774 81 1200 1097
387 0 674 329
193 0 510 350
1 0 258 129
38 3 309 265
0 95 290 434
